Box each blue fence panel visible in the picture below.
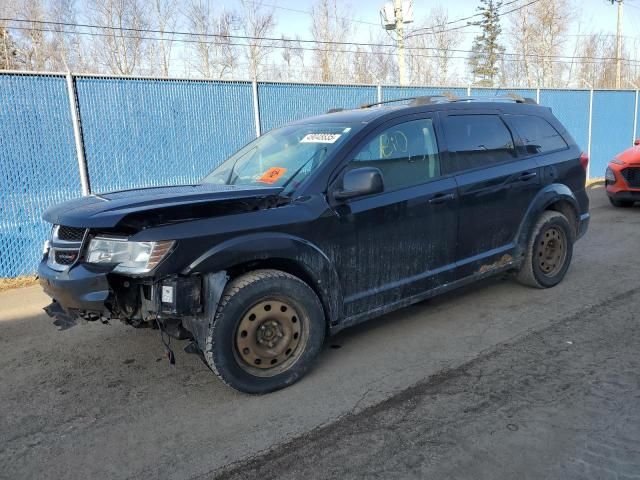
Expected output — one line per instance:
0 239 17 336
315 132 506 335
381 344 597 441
75 77 255 193
258 83 377 133
0 73 81 277
471 88 537 99
382 86 468 101
5 76 640 278
538 89 590 154
635 91 640 140
590 90 636 177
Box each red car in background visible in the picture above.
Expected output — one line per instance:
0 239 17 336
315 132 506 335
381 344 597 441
606 139 640 207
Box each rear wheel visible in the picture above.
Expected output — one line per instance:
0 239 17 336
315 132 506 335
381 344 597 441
204 269 325 394
609 197 635 208
516 211 574 289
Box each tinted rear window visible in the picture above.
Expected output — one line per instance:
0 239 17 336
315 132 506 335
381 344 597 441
508 115 568 155
443 115 516 172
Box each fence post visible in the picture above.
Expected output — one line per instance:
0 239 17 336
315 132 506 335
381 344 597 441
377 83 382 103
467 83 471 96
251 79 261 138
587 88 594 180
65 72 90 196
536 88 540 104
633 89 639 143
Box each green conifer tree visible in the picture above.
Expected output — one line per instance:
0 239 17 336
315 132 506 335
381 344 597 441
469 0 505 87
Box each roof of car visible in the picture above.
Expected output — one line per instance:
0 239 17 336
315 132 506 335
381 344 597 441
292 95 548 126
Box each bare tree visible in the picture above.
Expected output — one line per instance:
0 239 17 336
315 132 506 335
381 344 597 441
185 0 238 79
239 0 275 80
0 26 18 69
310 0 352 83
13 0 52 71
88 0 148 75
507 0 572 88
150 0 178 77
0 0 19 69
353 46 374 84
429 8 462 84
575 33 627 89
49 0 84 71
279 34 306 80
406 8 461 86
280 35 293 75
366 32 395 84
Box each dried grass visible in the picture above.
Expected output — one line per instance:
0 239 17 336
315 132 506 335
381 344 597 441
0 276 39 293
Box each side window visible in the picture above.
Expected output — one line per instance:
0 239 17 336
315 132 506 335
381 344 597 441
443 115 516 172
507 115 568 155
351 118 440 192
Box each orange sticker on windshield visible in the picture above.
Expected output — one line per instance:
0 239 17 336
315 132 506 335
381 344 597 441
258 167 287 184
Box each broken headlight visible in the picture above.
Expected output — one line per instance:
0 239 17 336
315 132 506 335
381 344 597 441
86 237 174 274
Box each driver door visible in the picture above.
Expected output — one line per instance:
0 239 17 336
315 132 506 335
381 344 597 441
334 115 459 318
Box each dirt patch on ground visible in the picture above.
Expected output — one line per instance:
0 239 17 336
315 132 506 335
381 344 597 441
216 286 640 480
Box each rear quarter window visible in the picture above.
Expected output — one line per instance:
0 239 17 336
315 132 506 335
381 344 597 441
443 114 517 172
507 114 568 155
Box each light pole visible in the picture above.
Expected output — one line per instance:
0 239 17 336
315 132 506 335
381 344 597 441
611 0 623 89
393 0 406 86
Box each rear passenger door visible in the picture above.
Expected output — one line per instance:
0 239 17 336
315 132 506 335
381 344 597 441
441 112 542 277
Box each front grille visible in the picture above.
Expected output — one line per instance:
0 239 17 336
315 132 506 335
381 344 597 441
56 225 86 242
621 167 640 188
54 250 78 265
48 225 85 270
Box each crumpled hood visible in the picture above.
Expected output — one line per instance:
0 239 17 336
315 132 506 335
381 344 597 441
43 184 285 229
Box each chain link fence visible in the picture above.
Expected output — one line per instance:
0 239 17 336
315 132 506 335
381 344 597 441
1 71 639 277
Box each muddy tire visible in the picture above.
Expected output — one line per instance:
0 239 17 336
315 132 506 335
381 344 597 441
204 269 325 394
516 211 574 289
609 197 635 208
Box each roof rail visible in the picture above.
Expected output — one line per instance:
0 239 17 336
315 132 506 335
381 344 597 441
359 96 421 109
409 93 459 106
336 93 539 112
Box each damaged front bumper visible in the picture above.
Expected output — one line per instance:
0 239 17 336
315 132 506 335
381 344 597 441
38 258 227 354
38 260 113 328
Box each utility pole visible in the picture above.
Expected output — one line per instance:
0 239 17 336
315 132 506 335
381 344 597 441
612 0 623 89
393 0 406 86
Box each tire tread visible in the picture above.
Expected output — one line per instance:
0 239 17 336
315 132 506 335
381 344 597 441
204 269 315 392
516 211 571 289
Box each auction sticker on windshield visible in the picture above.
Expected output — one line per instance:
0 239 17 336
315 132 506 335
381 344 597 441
300 133 342 144
258 167 288 184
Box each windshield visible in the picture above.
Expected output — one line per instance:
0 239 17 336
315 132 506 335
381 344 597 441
202 123 353 191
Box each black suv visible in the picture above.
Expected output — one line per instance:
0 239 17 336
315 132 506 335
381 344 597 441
39 96 590 393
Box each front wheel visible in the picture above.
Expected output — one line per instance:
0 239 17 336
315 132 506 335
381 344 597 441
516 211 574 289
204 269 325 394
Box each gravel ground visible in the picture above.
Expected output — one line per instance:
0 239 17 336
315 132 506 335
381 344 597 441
218 286 640 480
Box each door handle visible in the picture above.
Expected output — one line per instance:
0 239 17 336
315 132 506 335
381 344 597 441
429 192 456 204
518 171 537 181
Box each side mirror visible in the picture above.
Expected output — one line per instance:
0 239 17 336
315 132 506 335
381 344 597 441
333 167 384 201
635 139 640 146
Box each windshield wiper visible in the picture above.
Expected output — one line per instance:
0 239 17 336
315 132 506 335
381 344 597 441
281 147 327 190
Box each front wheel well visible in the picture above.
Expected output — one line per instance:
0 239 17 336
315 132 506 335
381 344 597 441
224 258 332 333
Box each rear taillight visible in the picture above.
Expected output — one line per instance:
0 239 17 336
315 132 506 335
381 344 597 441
580 152 589 171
